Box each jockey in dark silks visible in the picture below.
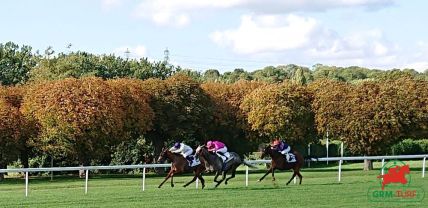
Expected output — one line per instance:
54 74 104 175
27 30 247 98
271 139 296 163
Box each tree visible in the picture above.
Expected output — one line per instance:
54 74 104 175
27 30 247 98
0 99 21 180
21 77 127 165
203 69 220 82
141 74 214 158
241 82 316 145
0 42 39 85
309 78 428 170
201 80 265 154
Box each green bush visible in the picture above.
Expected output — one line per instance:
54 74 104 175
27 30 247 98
390 139 428 155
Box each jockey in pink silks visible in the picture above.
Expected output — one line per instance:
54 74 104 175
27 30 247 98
206 140 232 162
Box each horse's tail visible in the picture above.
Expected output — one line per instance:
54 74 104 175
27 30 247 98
304 155 319 162
242 160 258 169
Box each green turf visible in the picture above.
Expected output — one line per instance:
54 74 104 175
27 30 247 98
0 160 427 208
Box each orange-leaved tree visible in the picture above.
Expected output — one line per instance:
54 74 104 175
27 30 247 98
310 78 428 170
241 82 316 146
141 74 214 158
22 77 126 165
201 80 265 154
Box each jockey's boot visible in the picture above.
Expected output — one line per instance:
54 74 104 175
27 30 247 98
186 155 194 166
286 153 296 163
216 152 227 162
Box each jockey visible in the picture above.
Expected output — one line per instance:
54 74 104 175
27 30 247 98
271 139 296 162
169 141 194 162
206 140 231 162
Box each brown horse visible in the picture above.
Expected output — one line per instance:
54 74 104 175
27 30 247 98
258 145 304 185
157 147 206 189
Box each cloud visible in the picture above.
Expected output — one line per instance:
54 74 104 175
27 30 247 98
132 0 393 27
114 45 147 59
211 14 401 70
211 14 319 54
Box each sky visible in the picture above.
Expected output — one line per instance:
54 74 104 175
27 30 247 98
1 0 428 73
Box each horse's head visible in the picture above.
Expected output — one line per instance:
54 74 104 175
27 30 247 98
260 145 272 159
195 145 207 156
157 147 169 163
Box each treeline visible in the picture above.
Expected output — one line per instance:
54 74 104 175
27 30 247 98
1 75 428 177
1 42 428 177
1 41 428 86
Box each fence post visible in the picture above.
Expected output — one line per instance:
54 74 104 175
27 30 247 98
338 160 342 182
245 165 249 187
381 159 385 176
294 176 297 184
85 169 89 194
308 144 311 168
25 171 29 197
326 130 329 165
196 178 198 189
423 157 426 178
142 167 146 191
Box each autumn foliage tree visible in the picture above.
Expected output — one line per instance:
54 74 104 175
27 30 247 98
201 80 265 154
310 78 428 170
0 86 38 177
21 78 127 165
107 79 154 165
141 74 214 157
241 83 316 146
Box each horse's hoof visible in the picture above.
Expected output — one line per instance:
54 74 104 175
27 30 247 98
158 186 161 188
183 185 187 188
202 185 205 189
171 184 174 188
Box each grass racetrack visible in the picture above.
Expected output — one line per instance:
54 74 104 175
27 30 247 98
1 160 427 208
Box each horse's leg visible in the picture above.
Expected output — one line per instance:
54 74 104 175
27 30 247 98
198 174 205 189
158 170 174 188
170 172 175 187
271 169 276 181
286 172 297 185
225 165 238 185
213 171 221 183
296 171 303 185
258 167 273 182
215 171 227 188
194 167 205 189
183 175 198 188
183 167 202 188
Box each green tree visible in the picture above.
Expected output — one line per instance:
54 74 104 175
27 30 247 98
0 42 39 85
203 69 221 82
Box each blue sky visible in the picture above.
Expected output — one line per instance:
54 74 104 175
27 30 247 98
1 0 428 72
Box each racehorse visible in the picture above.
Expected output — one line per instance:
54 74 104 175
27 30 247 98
157 147 206 189
258 145 304 185
195 145 255 188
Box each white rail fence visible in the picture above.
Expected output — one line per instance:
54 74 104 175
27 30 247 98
0 155 426 197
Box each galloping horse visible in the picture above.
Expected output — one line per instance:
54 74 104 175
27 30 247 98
195 145 255 188
258 145 304 185
157 147 206 189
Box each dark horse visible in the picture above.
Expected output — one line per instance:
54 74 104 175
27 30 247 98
157 147 206 189
258 145 304 185
195 145 255 188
